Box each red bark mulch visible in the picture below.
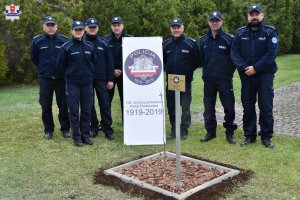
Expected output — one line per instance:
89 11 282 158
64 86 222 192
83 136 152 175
93 153 253 200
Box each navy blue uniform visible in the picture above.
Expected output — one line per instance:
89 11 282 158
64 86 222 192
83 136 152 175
85 34 114 136
30 33 70 135
231 23 279 140
199 28 237 137
163 34 200 137
104 32 132 119
57 38 95 142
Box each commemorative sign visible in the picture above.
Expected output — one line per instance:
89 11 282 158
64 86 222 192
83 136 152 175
4 3 22 21
123 37 165 145
124 49 162 85
167 74 186 92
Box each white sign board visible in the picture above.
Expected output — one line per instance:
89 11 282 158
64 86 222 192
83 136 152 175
123 37 165 145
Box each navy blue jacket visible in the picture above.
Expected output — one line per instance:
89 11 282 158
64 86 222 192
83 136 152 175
85 34 114 82
57 38 95 85
199 28 235 81
103 32 132 70
231 23 279 74
163 34 200 86
30 33 69 79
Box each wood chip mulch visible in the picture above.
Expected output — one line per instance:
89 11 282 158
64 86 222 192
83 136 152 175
118 156 228 194
94 153 253 200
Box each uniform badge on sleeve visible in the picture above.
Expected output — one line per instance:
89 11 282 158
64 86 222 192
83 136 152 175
272 37 278 44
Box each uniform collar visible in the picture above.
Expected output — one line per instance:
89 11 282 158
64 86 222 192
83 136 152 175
247 22 265 30
111 31 125 40
44 33 57 39
208 28 223 38
172 34 185 42
85 34 99 41
72 37 83 44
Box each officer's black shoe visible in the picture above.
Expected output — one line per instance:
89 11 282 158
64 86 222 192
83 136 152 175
82 137 93 145
262 138 275 149
74 140 84 147
200 134 216 142
44 132 53 140
226 136 236 144
90 130 99 138
240 138 256 147
105 133 114 141
62 131 72 138
181 135 188 140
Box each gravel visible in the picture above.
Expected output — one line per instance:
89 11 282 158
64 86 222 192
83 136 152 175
192 82 300 137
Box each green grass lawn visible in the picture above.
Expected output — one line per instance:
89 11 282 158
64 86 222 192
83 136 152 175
0 54 300 200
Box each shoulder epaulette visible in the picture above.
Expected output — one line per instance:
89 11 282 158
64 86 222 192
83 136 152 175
32 34 44 44
220 32 233 45
264 24 277 35
223 32 233 38
183 36 196 48
32 34 43 40
236 26 247 31
98 37 108 46
199 34 208 45
185 36 196 43
236 26 248 36
162 38 172 47
57 34 69 42
265 25 276 31
85 40 94 48
103 34 112 42
62 41 72 51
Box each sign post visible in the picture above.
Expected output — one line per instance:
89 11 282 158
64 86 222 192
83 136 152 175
168 74 185 190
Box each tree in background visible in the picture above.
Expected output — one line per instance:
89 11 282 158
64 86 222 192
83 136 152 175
1 0 83 83
262 0 293 53
0 0 299 84
212 0 246 34
290 0 300 53
81 0 180 38
0 39 8 84
178 0 215 39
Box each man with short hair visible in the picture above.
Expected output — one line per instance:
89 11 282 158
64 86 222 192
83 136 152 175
30 16 70 140
231 5 279 148
163 18 200 140
199 11 237 144
85 18 115 140
104 17 132 121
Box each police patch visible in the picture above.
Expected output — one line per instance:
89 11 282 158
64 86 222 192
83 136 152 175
125 49 162 85
272 37 278 44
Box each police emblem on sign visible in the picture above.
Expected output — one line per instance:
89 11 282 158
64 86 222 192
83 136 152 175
4 3 22 21
125 49 162 85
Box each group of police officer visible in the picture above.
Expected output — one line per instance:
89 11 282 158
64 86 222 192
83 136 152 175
30 16 129 147
30 4 278 149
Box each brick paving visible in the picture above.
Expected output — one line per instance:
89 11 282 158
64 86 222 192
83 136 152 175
192 82 300 137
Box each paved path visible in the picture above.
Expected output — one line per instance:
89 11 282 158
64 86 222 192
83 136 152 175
192 82 300 137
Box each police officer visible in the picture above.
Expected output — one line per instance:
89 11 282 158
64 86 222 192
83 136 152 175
163 18 200 140
30 16 70 140
199 11 237 144
85 18 115 140
104 16 132 121
57 21 95 147
231 5 279 148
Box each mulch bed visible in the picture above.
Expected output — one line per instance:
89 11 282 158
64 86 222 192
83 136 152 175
93 153 253 200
